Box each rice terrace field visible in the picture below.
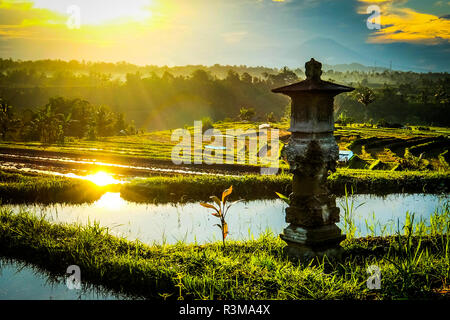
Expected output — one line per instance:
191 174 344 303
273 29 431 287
0 0 449 313
0 121 449 301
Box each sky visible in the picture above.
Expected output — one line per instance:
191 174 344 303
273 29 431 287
0 0 449 72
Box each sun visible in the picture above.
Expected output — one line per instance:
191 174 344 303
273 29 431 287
31 0 154 25
84 171 119 186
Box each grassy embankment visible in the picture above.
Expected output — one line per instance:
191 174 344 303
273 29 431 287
0 170 115 204
121 169 450 203
0 206 448 300
1 169 448 204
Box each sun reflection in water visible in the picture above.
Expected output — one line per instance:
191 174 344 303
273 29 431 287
94 192 126 210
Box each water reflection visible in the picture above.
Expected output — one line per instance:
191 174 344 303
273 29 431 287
6 192 448 245
94 192 127 210
0 153 237 178
0 259 130 300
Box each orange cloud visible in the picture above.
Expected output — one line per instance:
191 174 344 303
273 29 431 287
0 1 66 42
0 1 206 65
358 0 450 44
0 1 65 27
0 0 167 45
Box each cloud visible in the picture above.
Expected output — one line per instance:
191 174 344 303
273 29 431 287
0 0 168 45
358 0 450 44
0 1 65 29
434 1 450 7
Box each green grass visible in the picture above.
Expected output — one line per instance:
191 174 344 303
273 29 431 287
0 170 115 204
328 169 449 194
122 169 449 203
1 168 448 204
0 206 448 300
120 174 293 203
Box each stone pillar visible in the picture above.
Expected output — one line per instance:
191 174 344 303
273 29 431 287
272 58 354 261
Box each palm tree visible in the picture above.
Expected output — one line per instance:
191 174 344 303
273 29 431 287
353 86 376 121
0 99 17 140
33 105 64 144
94 106 114 137
239 107 255 121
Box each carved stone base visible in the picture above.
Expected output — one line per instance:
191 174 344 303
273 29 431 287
280 224 346 262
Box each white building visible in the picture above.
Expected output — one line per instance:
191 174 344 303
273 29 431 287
338 150 354 163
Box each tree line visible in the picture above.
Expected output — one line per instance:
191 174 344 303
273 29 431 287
0 97 136 143
0 58 449 130
335 79 450 126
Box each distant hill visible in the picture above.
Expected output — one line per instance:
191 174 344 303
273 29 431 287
322 63 388 73
289 38 368 65
289 38 389 73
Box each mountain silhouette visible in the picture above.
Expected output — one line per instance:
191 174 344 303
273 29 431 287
288 37 372 67
322 63 388 72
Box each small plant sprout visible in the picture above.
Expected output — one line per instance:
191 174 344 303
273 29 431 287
275 192 290 205
200 186 241 247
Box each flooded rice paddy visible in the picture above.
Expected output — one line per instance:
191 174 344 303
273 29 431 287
5 192 448 245
0 259 132 300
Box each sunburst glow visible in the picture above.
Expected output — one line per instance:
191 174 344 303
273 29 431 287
31 0 154 25
84 171 119 186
